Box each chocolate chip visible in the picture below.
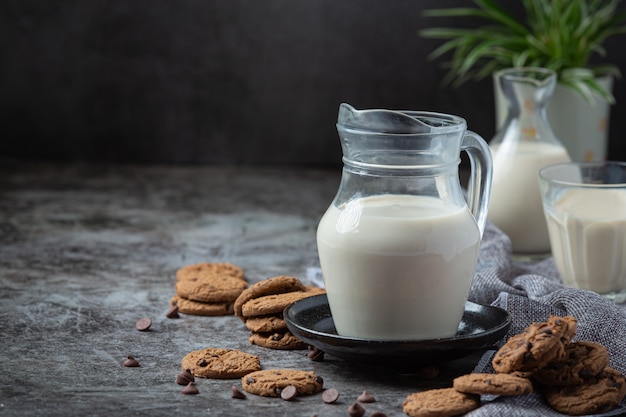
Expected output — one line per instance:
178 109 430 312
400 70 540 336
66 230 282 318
348 402 365 417
523 351 535 363
271 333 284 341
176 369 195 385
315 376 324 386
370 412 387 417
165 305 180 319
231 385 247 399
246 377 255 385
554 362 567 370
197 358 208 367
135 317 152 331
322 388 339 404
280 385 298 401
181 382 199 395
307 345 325 362
122 355 140 367
357 390 376 403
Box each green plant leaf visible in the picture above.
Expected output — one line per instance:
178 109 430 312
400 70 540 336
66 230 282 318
474 0 529 35
561 67 596 81
560 67 616 104
560 79 597 105
420 0 626 102
586 77 616 104
593 64 622 78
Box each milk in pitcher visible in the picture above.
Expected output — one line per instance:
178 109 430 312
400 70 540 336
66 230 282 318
317 194 481 340
489 141 570 253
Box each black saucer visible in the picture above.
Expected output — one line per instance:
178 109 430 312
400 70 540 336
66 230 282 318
284 294 510 368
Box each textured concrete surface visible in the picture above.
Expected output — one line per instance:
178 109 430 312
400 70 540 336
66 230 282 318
0 162 480 416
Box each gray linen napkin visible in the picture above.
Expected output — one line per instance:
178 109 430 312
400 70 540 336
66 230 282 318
466 221 626 417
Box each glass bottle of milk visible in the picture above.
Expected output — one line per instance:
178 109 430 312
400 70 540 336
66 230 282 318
488 68 570 255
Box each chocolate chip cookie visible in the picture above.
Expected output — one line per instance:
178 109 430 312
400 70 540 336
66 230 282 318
234 276 306 319
241 369 324 397
175 274 248 303
244 315 288 333
170 295 234 316
402 388 481 417
240 288 324 317
544 367 626 415
533 340 610 387
453 373 533 396
181 347 261 379
176 262 245 281
248 330 307 350
492 315 577 373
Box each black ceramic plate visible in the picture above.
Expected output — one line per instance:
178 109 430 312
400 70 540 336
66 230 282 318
285 294 510 368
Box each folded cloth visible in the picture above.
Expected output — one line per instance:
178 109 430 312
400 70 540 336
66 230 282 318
466 222 626 417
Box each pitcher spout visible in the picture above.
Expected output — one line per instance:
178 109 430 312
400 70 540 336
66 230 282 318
336 103 469 170
337 103 435 134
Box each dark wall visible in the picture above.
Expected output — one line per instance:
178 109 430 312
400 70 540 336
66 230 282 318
1 1 625 166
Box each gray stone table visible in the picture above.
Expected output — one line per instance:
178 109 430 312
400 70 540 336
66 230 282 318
0 162 482 417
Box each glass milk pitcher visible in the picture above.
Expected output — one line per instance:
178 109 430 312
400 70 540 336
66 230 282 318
490 68 570 255
316 103 493 341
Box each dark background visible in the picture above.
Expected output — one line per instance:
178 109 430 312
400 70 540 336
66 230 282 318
1 0 625 167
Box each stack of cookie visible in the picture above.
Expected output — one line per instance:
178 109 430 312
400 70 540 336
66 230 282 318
234 276 325 350
403 315 626 416
171 262 248 316
492 315 625 415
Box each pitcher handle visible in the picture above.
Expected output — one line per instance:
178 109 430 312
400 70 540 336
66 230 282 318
461 131 493 237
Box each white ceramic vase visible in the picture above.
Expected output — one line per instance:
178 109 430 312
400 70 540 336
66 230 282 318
494 75 612 162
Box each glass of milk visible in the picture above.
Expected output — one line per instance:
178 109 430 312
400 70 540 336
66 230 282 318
539 162 626 302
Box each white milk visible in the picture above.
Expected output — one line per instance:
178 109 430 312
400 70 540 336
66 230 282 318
545 188 626 295
489 142 570 253
316 194 481 340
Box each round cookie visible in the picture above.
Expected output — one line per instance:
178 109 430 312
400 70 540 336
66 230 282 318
175 274 248 303
234 276 306 319
241 369 324 397
453 373 533 396
402 388 481 417
533 340 609 386
181 347 261 379
245 316 287 333
240 287 325 317
176 262 245 281
249 330 307 350
170 295 234 316
544 367 626 416
492 315 577 373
